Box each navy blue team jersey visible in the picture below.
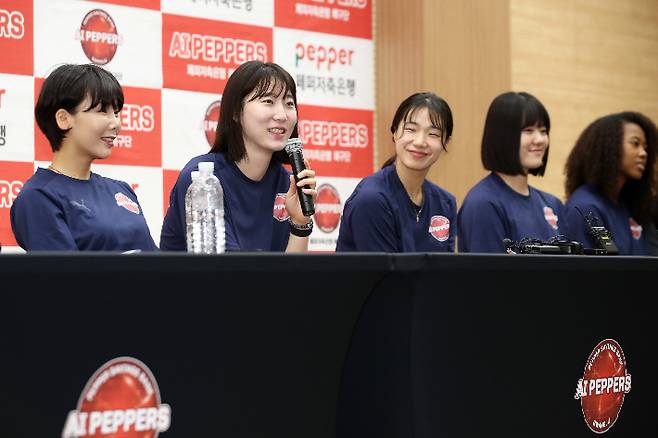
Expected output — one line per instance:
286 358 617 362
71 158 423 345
336 164 457 252
564 184 648 255
457 173 566 253
160 152 292 252
10 168 157 252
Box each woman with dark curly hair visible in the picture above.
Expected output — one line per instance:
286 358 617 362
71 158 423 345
564 111 658 255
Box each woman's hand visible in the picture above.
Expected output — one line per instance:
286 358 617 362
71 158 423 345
285 158 317 226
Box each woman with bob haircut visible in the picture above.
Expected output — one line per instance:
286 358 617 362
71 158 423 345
563 111 657 255
336 91 457 252
10 63 157 252
160 61 317 252
457 91 566 253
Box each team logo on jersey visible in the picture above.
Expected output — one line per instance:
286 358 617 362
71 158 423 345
203 99 221 147
574 339 631 434
629 218 642 240
314 184 341 233
428 215 450 242
62 356 171 438
115 192 140 214
76 9 122 65
543 206 559 230
273 193 289 222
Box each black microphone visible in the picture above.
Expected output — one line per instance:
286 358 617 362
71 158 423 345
284 138 315 217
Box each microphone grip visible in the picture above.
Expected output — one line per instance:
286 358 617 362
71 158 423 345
290 150 315 216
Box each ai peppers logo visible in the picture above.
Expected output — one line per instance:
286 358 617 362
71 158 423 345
428 216 450 242
314 184 341 233
76 9 122 65
204 99 221 147
62 357 171 438
574 339 631 433
543 206 558 230
273 193 289 222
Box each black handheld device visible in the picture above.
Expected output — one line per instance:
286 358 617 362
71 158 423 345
574 207 619 255
284 138 315 217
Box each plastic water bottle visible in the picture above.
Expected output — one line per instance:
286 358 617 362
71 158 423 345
198 161 226 253
185 171 200 252
187 161 225 254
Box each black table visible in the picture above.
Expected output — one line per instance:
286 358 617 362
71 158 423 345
1 253 655 437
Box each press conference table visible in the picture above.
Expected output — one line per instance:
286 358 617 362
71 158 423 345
1 253 656 437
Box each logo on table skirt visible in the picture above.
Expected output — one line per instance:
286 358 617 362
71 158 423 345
543 206 559 230
574 339 631 434
115 192 140 214
76 9 122 65
428 215 450 242
273 193 289 222
314 184 341 233
61 356 171 438
629 218 642 240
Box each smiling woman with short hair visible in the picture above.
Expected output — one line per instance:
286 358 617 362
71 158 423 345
10 63 157 252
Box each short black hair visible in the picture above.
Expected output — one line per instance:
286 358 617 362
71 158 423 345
481 91 551 176
35 63 124 152
382 91 453 168
210 61 298 164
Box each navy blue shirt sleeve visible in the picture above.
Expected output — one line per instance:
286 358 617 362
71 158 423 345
554 199 569 239
444 197 458 252
120 182 158 251
457 198 508 253
339 191 399 252
11 188 78 250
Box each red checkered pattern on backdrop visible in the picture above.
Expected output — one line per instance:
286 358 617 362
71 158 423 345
0 0 373 252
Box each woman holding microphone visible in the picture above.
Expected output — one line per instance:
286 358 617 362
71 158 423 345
160 61 317 252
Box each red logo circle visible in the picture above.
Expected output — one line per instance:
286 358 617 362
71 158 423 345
543 206 559 230
273 193 289 222
62 357 171 438
204 99 221 147
115 192 140 215
314 184 342 233
78 9 121 65
574 339 631 433
629 218 642 240
428 215 450 242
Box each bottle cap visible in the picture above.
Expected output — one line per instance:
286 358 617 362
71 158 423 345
198 161 214 174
